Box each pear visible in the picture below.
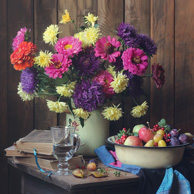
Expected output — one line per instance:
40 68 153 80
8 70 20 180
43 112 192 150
184 132 194 143
144 140 154 147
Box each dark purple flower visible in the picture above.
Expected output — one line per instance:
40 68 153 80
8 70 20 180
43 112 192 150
138 34 157 56
73 47 101 77
117 23 141 47
124 71 144 97
152 63 165 88
112 53 124 72
20 67 38 94
72 80 105 112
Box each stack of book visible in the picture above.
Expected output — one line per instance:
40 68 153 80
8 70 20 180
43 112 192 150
5 129 85 171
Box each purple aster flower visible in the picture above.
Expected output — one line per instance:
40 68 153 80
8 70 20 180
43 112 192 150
117 23 141 47
72 80 105 112
20 67 38 94
138 34 157 56
73 47 101 77
124 71 144 97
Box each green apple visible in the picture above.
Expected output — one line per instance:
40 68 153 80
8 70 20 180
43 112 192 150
132 124 146 134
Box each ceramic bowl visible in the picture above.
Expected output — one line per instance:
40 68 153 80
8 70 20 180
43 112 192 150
107 136 190 169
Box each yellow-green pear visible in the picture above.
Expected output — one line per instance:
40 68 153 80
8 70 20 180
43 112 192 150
144 140 154 147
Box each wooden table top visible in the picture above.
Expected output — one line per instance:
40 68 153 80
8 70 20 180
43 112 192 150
8 158 140 192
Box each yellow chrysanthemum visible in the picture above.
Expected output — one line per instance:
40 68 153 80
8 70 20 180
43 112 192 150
74 32 87 48
102 104 123 121
43 24 59 46
17 82 35 101
60 9 71 24
110 72 129 93
47 100 67 113
84 13 98 26
56 82 76 97
131 101 149 118
73 108 90 120
107 66 116 77
83 27 101 46
34 50 53 67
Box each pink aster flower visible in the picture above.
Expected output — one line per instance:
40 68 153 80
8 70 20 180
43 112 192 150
94 36 121 63
12 27 31 51
55 36 82 57
93 70 115 98
122 48 148 76
45 54 72 79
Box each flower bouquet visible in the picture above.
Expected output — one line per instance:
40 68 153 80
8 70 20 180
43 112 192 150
10 10 165 128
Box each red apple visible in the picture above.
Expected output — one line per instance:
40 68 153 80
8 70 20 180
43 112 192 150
124 136 143 146
138 127 155 143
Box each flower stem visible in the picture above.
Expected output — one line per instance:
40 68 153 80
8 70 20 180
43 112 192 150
141 74 153 78
72 20 78 33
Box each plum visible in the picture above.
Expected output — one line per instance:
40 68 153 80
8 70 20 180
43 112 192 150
169 129 179 138
88 159 98 166
170 137 180 146
178 134 189 144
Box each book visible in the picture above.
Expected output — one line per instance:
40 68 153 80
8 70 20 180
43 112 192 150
12 155 85 171
15 129 53 155
5 146 54 159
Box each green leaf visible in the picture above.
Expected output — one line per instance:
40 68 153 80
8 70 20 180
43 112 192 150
94 24 99 28
79 25 86 30
66 99 75 118
133 132 139 137
68 119 72 127
79 117 84 128
158 118 166 127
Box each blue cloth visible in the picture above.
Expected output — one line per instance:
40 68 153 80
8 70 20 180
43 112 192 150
94 145 141 175
95 145 192 194
156 168 191 194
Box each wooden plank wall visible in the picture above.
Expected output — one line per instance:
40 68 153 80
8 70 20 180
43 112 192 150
0 0 194 193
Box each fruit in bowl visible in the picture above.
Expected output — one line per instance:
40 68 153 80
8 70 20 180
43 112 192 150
138 126 155 143
124 136 143 146
114 118 194 147
109 118 193 169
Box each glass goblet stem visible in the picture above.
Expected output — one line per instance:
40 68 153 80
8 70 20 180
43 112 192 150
57 160 70 174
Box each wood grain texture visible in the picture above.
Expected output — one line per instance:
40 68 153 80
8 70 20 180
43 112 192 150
98 0 124 37
7 0 34 193
0 0 8 193
174 0 194 132
58 0 77 37
124 0 151 129
34 0 58 130
150 0 175 127
98 0 124 135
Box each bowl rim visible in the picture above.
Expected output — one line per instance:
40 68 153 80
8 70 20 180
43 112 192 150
106 135 191 149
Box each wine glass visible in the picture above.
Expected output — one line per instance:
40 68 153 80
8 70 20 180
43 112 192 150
51 126 80 175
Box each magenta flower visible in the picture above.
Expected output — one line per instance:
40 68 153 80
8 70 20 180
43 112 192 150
12 27 30 51
122 48 148 76
152 63 165 88
45 54 72 79
93 70 115 98
94 36 121 63
55 36 82 57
